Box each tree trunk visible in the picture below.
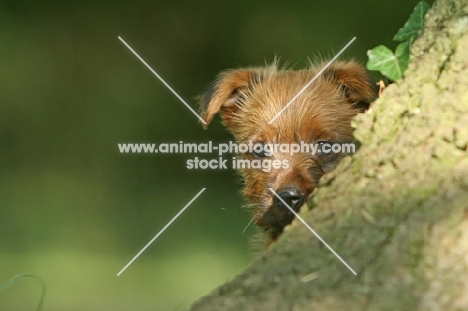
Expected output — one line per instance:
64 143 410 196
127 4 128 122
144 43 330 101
190 0 468 309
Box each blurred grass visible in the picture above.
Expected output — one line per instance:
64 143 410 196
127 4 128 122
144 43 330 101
1 246 248 311
0 273 46 311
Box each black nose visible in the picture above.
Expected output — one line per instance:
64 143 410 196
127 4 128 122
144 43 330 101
273 187 305 212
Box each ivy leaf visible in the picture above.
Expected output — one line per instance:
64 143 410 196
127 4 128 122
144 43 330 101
366 41 410 81
393 1 431 42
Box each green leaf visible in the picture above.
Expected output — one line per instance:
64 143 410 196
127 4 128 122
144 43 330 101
366 41 410 81
393 1 431 42
394 40 410 74
0 274 47 311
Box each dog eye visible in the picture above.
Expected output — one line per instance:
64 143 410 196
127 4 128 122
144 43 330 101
252 143 269 159
317 141 331 155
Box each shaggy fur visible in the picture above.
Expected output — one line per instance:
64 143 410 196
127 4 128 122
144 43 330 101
199 61 376 244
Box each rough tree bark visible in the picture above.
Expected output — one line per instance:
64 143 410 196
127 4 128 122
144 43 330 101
190 0 468 309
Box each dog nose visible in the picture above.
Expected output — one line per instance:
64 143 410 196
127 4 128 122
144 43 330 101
273 187 305 212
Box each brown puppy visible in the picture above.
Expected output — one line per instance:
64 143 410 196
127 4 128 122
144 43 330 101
199 61 376 243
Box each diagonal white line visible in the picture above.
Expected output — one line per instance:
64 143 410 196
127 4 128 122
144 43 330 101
117 188 206 276
268 188 357 275
118 36 207 125
268 37 356 124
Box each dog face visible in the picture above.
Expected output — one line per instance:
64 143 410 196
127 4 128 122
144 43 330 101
199 61 375 241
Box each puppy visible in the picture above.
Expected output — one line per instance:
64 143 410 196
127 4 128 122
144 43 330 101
199 61 376 243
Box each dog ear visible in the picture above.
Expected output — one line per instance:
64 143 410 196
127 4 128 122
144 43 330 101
324 61 377 112
198 68 262 129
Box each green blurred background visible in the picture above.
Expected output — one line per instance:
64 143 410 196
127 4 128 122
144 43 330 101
0 1 429 310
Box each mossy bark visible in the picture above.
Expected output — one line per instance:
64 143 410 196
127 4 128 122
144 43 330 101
190 0 468 309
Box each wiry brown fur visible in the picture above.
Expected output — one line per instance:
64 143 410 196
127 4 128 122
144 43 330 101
199 60 376 244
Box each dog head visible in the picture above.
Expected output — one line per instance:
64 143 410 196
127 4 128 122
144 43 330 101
199 61 376 240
